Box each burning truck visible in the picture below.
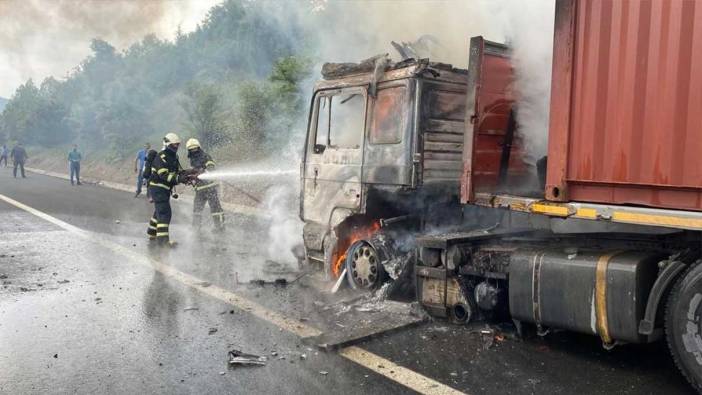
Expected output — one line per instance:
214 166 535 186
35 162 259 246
300 0 702 391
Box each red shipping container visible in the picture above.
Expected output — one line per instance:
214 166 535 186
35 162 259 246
546 0 702 211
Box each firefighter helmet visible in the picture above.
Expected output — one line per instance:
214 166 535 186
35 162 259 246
186 138 201 151
163 132 181 145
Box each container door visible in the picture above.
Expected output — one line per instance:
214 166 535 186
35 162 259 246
303 87 368 225
462 36 517 203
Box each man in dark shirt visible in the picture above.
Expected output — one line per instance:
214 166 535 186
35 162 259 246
10 143 27 178
68 145 82 185
134 143 151 197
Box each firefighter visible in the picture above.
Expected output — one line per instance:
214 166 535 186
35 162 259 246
186 138 225 232
146 133 192 247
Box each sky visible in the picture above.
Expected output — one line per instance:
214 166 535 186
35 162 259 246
0 0 223 98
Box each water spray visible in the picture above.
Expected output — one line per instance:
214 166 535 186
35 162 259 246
197 168 297 181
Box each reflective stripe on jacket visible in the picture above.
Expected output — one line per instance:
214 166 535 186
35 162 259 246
148 149 182 190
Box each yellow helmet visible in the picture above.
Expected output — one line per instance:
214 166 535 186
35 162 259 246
163 132 181 145
186 138 201 151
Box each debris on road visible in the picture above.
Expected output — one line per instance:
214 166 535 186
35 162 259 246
250 279 266 287
228 349 267 366
57 279 70 284
208 328 218 335
319 371 328 375
248 278 289 287
114 220 121 224
274 278 287 287
183 307 199 312
196 281 211 288
331 268 347 294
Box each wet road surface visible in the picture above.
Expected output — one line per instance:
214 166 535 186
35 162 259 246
0 169 696 394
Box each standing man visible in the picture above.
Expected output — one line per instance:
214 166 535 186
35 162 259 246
186 138 225 233
10 143 27 178
0 144 8 167
146 133 196 248
134 142 151 197
68 145 82 185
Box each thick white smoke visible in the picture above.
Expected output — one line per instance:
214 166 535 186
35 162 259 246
307 0 556 163
0 0 220 97
481 0 556 163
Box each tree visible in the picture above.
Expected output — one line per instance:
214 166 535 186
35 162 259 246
181 83 228 149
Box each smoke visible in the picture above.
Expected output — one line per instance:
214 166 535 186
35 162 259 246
306 1 493 71
261 183 303 265
306 0 555 163
0 0 220 97
482 0 556 163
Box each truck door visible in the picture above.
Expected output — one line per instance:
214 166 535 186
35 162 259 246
462 36 520 203
302 87 367 226
362 81 413 186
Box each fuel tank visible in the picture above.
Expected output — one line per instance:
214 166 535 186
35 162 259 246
509 249 662 343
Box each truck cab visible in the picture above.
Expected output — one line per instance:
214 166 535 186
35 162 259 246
300 58 469 284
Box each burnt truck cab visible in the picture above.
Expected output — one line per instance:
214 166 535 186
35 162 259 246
300 58 469 284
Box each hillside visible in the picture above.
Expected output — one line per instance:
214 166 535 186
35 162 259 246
0 97 7 112
0 0 314 163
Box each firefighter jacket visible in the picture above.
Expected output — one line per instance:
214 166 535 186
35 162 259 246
188 148 217 192
149 148 182 191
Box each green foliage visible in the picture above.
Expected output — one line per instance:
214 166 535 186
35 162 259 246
1 79 71 146
0 0 316 160
181 83 228 149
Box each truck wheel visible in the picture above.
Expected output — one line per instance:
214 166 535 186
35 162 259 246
345 240 386 290
665 262 702 392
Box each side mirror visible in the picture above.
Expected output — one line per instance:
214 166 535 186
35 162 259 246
314 144 326 154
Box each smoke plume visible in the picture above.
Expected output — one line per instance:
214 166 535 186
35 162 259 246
0 0 219 97
307 0 556 163
482 0 556 163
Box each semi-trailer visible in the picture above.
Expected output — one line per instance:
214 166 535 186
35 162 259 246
299 0 702 390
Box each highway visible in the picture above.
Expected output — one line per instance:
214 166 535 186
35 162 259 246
0 168 694 394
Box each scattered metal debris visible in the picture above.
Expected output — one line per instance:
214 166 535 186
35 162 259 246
331 268 347 294
248 278 289 287
228 349 267 366
319 371 328 375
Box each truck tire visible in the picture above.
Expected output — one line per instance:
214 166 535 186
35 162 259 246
345 240 387 290
665 261 702 392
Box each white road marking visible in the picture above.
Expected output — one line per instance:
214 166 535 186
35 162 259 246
340 346 465 395
0 192 466 395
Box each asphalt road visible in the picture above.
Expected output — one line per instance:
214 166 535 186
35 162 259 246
0 167 696 394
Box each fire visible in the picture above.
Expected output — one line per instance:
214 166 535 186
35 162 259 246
332 220 381 277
